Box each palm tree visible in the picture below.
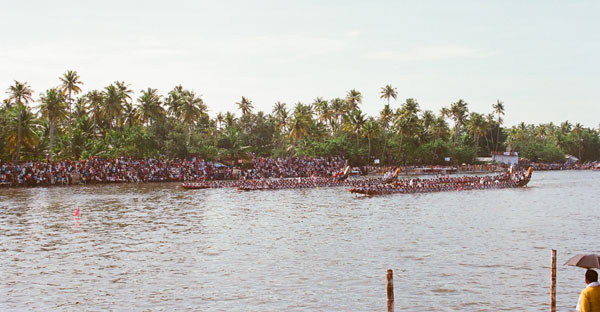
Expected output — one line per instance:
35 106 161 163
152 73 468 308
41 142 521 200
136 88 164 126
216 112 225 130
395 98 420 162
560 121 572 134
362 117 379 165
236 96 253 115
6 81 34 163
492 100 505 151
72 97 88 120
345 89 362 111
2 98 12 108
4 105 40 160
121 101 139 127
344 108 365 151
573 123 584 161
115 81 133 126
432 114 449 161
59 70 83 116
467 112 488 161
379 103 393 164
85 90 104 134
39 88 68 160
272 101 288 131
224 111 237 129
448 99 469 159
287 102 313 150
180 90 207 146
312 97 330 127
380 85 398 106
420 110 436 142
165 85 184 119
329 98 345 130
102 84 123 132
484 113 495 152
433 114 449 141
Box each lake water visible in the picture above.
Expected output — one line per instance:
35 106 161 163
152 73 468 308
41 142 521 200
1 171 599 311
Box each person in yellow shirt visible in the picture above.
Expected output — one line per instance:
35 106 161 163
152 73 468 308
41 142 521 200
577 270 600 312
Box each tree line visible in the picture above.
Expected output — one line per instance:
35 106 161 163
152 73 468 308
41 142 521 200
2 70 599 165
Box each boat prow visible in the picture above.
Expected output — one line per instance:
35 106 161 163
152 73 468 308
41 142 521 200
517 167 533 187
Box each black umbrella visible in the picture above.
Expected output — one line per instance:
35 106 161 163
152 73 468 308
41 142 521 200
564 254 600 269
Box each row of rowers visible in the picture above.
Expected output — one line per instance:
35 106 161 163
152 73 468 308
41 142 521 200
349 172 525 195
237 177 379 191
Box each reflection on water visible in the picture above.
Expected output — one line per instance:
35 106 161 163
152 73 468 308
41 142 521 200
1 171 599 311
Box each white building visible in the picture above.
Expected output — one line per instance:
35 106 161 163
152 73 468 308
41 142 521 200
491 151 519 166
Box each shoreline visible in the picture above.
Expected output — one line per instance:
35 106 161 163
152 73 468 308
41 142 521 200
1 166 597 189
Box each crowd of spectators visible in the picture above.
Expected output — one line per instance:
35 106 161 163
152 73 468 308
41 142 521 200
240 155 347 179
0 155 348 187
530 161 600 171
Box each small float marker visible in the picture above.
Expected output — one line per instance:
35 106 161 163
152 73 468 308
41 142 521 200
74 207 80 217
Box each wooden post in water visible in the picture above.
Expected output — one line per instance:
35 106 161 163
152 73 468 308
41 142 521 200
387 269 394 312
551 249 557 312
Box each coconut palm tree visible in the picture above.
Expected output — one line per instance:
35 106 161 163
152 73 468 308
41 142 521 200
362 117 379 165
421 110 436 142
6 81 34 163
345 89 362 111
85 90 104 134
492 100 505 151
379 103 394 164
484 113 495 152
288 102 313 149
121 101 139 128
4 105 40 159
59 70 83 116
72 97 88 120
380 85 398 106
433 114 449 141
449 99 469 158
165 85 184 119
39 88 68 160
344 108 365 151
236 96 253 115
216 112 225 130
395 98 420 162
560 121 572 134
180 90 207 146
312 97 330 127
136 88 164 126
467 112 488 161
224 111 237 129
272 101 288 131
432 114 450 161
573 123 584 161
329 98 345 130
102 84 123 131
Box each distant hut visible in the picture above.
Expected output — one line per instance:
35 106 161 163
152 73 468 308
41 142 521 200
491 151 519 167
565 154 579 165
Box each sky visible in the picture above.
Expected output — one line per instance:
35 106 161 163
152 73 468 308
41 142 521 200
1 0 599 128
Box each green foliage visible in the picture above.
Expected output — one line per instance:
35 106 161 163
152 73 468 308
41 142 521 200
2 78 600 165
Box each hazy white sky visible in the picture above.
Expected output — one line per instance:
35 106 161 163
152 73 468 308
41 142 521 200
1 0 599 127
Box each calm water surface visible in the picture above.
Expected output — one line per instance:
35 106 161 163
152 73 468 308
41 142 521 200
1 171 599 311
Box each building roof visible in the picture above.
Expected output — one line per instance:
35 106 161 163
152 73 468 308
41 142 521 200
491 151 519 156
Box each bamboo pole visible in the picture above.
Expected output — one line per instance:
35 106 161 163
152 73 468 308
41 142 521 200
551 249 557 312
387 269 394 312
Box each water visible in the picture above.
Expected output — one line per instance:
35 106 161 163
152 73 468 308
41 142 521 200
1 171 598 311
